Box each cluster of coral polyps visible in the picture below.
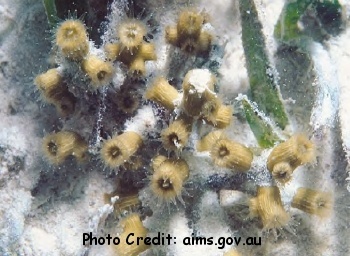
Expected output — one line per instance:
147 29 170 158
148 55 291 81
145 69 233 153
165 9 212 54
35 9 216 203
247 184 333 230
105 18 157 75
267 134 315 184
33 6 334 254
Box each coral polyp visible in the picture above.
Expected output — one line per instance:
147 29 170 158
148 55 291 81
145 77 180 110
115 214 150 256
292 187 333 218
210 138 253 172
55 19 89 61
249 186 290 230
81 55 114 87
105 18 156 75
196 130 226 152
267 134 315 183
42 131 88 165
150 157 189 203
271 161 293 184
267 134 315 171
100 131 143 169
118 19 147 50
166 9 212 54
34 68 76 117
161 116 192 151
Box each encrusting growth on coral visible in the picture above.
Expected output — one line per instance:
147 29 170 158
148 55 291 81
291 187 333 218
267 134 315 183
181 69 216 117
100 131 143 169
151 156 189 202
115 214 150 256
55 19 89 61
105 18 157 75
249 186 290 229
181 69 233 128
165 9 212 54
42 131 88 165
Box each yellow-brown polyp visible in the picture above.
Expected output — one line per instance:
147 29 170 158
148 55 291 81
271 161 293 184
197 31 213 53
118 19 147 50
129 57 145 75
151 158 189 202
105 19 156 75
81 55 114 87
165 26 178 45
249 186 290 229
196 130 226 152
42 131 88 165
34 68 62 99
55 19 89 61
177 10 204 38
116 214 150 256
210 139 253 172
145 77 180 110
165 10 212 54
200 97 221 124
267 134 315 172
100 131 143 168
291 187 333 218
139 43 157 61
105 43 120 61
205 104 233 129
34 69 76 117
161 116 192 151
151 155 168 171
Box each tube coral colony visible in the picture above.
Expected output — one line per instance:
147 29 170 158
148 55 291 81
31 0 344 254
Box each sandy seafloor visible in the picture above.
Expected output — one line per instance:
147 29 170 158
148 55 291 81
0 0 349 255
